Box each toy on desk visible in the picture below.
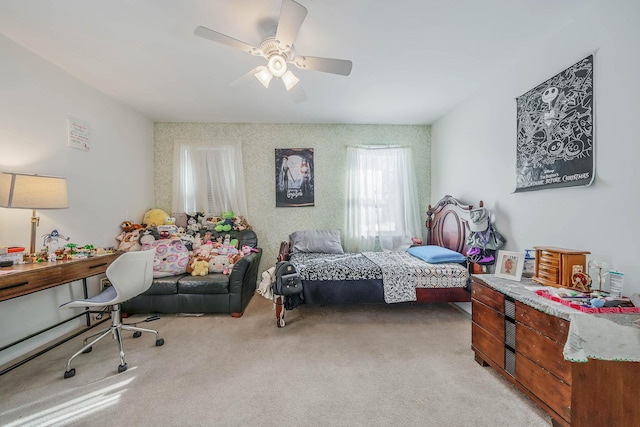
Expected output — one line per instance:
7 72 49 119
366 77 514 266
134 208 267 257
570 265 592 292
42 229 70 254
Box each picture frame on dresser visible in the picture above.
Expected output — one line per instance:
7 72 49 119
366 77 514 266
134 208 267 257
495 250 524 281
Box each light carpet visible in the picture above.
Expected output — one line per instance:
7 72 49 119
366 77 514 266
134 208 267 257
0 296 551 426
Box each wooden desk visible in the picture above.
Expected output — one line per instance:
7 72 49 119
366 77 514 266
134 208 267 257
0 253 121 375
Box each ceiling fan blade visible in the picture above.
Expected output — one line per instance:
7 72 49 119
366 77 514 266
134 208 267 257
275 0 308 50
194 26 260 55
288 82 307 104
292 56 353 76
229 66 265 88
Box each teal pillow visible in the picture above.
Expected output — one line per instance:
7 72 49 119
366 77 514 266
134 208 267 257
407 245 466 264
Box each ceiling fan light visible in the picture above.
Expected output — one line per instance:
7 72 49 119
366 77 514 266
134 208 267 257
268 55 287 77
255 66 273 88
282 70 300 91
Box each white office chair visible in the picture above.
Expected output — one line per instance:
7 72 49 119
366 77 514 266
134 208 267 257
60 249 164 378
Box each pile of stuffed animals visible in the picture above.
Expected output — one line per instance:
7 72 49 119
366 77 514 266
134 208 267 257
115 208 256 277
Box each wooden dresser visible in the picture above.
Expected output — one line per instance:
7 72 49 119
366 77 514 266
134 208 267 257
471 275 640 427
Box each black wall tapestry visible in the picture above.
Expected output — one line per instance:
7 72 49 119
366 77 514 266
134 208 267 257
275 148 314 207
515 55 594 192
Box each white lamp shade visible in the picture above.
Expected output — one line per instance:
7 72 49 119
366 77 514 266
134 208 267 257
0 172 68 209
255 66 273 88
282 70 300 91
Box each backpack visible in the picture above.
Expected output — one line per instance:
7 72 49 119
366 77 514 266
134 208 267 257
272 261 303 296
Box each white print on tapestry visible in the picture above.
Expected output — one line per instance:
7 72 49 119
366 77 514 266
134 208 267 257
515 55 594 192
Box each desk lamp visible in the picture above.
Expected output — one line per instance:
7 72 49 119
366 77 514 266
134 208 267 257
0 172 68 255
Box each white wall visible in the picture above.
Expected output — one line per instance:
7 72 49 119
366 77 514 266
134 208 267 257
0 34 154 366
431 0 640 295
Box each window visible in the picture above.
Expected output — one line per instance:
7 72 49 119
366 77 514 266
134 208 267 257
172 143 247 216
344 145 421 252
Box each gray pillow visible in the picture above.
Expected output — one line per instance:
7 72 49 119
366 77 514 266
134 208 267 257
290 230 344 254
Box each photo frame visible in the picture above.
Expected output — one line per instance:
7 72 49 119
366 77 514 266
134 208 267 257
275 148 314 207
495 250 525 281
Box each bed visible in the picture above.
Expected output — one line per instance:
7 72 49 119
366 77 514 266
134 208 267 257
274 195 483 327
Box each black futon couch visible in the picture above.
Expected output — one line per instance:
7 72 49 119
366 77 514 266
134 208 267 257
122 230 262 317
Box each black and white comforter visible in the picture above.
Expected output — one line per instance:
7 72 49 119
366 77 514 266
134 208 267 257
288 251 469 303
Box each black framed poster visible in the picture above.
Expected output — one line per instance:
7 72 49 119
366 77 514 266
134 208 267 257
275 148 314 207
515 55 594 192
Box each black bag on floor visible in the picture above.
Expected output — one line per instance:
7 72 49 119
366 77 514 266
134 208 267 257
272 261 303 296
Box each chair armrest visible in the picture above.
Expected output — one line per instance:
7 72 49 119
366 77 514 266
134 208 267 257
228 249 263 313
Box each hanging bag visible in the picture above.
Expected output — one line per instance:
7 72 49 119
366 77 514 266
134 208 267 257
272 261 303 296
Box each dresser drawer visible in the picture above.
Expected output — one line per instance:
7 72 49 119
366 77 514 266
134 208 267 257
516 321 571 385
472 323 505 369
472 299 504 339
539 250 560 266
0 267 63 301
536 265 558 283
516 301 569 344
60 256 116 282
471 280 504 312
516 352 571 423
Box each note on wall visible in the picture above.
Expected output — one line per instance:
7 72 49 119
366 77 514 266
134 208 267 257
68 117 91 151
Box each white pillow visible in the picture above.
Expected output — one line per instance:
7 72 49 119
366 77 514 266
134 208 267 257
290 230 344 254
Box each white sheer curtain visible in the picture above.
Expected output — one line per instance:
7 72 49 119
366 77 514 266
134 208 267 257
172 142 248 216
344 145 422 252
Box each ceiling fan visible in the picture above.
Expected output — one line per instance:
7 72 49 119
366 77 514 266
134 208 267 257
194 0 353 102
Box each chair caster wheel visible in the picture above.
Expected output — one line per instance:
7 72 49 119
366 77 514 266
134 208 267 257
64 368 76 379
118 363 128 373
156 338 164 346
82 346 92 354
133 331 142 338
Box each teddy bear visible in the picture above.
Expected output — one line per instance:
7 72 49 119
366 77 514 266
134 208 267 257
178 229 195 251
224 253 243 275
241 245 258 255
116 229 142 252
205 215 222 231
186 213 201 236
139 227 160 245
233 215 252 231
215 211 235 232
142 208 169 228
121 220 145 233
190 259 209 276
208 255 230 274
216 234 239 256
196 242 214 258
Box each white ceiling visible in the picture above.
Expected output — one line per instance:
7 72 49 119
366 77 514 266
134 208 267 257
0 0 588 124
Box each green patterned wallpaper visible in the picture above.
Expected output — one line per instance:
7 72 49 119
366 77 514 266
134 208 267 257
154 123 431 273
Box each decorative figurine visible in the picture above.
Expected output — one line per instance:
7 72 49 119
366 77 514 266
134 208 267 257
42 229 70 254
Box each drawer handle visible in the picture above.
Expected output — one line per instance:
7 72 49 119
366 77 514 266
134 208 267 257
88 263 108 269
2 281 29 290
